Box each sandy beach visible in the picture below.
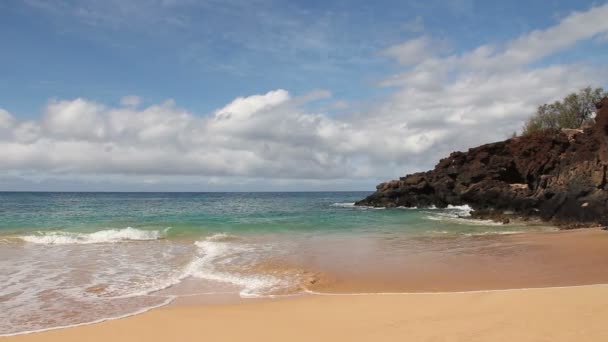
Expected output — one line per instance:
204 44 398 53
7 283 608 342
4 228 608 340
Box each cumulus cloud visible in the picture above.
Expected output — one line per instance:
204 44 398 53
44 99 106 140
0 90 342 179
0 86 440 182
2 4 608 189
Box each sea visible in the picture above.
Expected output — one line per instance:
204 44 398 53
0 192 552 336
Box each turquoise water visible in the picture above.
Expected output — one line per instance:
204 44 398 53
0 192 521 237
1 192 383 234
0 192 544 336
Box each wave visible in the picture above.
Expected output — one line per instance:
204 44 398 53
463 231 524 237
110 233 291 299
112 233 292 299
204 232 240 242
425 215 504 226
16 231 295 299
446 204 473 211
332 202 385 210
331 202 355 208
18 227 170 245
396 205 436 209
333 203 473 212
422 204 482 226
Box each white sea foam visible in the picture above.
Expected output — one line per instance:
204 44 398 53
421 204 518 230
425 215 504 226
0 296 175 337
396 205 437 209
12 231 291 307
19 227 170 245
81 233 245 299
333 203 473 212
0 235 187 336
463 231 524 237
331 202 386 210
446 204 473 212
126 233 296 298
204 232 238 241
331 202 355 208
188 234 287 297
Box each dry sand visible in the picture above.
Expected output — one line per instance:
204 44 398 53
8 284 608 342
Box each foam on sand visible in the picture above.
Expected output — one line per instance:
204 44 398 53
187 233 293 297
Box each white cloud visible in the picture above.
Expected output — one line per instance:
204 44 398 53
44 98 106 140
213 89 289 121
13 121 41 144
120 95 141 107
382 36 447 66
2 4 608 189
0 90 347 179
0 109 14 130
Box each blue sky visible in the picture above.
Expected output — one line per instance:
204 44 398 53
1 0 608 191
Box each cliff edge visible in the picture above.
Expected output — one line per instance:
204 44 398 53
356 97 608 227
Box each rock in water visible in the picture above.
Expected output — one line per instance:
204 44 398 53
356 97 608 227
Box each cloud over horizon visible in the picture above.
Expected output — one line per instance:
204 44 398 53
1 4 608 190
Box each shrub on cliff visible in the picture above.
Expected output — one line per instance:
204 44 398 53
522 86 606 135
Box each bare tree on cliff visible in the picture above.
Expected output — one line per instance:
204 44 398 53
522 86 607 135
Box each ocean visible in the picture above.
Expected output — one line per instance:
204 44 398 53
0 192 550 336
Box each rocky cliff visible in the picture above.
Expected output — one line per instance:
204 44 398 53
356 97 608 227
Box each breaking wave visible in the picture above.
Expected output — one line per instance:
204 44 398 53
18 227 170 245
331 202 356 208
331 202 385 210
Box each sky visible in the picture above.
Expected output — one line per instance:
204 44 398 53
1 0 608 191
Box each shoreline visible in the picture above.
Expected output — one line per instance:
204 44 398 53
7 283 608 341
4 228 608 338
4 228 608 334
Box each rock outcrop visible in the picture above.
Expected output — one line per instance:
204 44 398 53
356 97 608 227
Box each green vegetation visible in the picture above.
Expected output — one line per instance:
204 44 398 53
522 86 607 135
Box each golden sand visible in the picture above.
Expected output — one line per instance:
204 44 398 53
9 284 608 342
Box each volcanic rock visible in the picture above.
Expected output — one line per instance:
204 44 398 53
356 97 608 227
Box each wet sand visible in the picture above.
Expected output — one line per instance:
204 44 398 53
302 228 608 293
